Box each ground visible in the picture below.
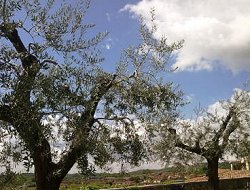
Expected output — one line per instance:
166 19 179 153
60 169 250 189
187 169 250 182
1 167 250 189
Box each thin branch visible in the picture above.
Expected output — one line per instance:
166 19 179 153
39 111 64 116
40 59 59 66
2 0 7 23
22 27 36 44
94 116 134 125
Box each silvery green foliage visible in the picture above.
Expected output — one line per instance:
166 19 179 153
154 88 250 166
0 0 183 177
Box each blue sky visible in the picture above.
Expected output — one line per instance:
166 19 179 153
85 0 250 116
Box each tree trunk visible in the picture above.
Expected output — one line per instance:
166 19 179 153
35 174 61 190
34 161 62 190
33 140 62 190
207 156 220 190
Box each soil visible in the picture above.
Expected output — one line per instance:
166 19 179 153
60 169 250 189
187 169 250 182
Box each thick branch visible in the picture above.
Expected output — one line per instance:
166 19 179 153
90 74 117 100
212 107 234 142
54 75 117 180
53 143 84 182
176 140 203 155
0 23 40 74
169 128 204 155
85 74 117 117
220 113 239 151
0 105 12 123
1 23 40 106
0 23 27 53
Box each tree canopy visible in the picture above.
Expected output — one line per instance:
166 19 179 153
0 0 183 189
153 88 250 190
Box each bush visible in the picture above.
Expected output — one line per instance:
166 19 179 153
0 169 27 189
129 176 143 184
219 161 231 169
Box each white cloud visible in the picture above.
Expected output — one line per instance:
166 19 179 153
123 0 250 73
106 44 111 50
207 101 227 118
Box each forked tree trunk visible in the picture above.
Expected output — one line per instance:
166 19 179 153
33 141 80 190
207 156 219 190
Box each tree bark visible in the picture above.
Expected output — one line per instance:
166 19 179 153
35 172 61 190
33 140 62 190
207 156 220 190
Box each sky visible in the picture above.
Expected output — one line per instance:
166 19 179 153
85 0 250 117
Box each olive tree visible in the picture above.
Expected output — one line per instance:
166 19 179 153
153 89 250 190
0 1 183 189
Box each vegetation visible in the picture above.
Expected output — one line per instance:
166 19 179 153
0 167 196 189
154 89 250 190
0 169 35 190
1 162 247 190
0 0 183 189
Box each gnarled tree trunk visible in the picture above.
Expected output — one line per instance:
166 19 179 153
207 156 219 190
32 140 62 190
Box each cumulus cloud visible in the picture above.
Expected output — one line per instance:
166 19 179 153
123 0 250 73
